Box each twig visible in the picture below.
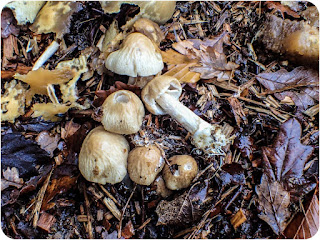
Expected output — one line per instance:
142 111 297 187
118 185 137 239
137 218 151 231
99 184 120 207
83 185 93 239
31 166 54 228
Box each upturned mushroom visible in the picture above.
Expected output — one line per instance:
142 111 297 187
127 145 164 185
78 126 129 184
101 90 145 134
105 32 163 78
162 155 198 190
141 75 229 154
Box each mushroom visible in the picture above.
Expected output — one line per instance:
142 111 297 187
100 1 176 24
30 1 82 38
105 32 163 78
133 18 164 45
101 90 145 134
5 1 45 25
162 155 198 190
141 75 229 154
79 126 129 184
127 145 164 185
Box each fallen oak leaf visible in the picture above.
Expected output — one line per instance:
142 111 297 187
262 118 315 198
256 174 291 235
256 67 319 111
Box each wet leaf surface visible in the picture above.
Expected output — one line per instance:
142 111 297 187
256 174 291 235
1 133 51 177
256 67 319 110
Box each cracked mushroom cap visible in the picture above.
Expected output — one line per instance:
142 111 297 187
79 126 129 184
127 145 165 185
105 32 163 77
101 90 145 134
162 155 198 190
141 75 182 115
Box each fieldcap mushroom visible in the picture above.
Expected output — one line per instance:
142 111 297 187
153 175 172 198
100 1 176 24
127 145 164 185
133 18 164 45
101 90 145 134
105 32 163 77
79 126 129 184
5 1 45 25
141 75 229 154
162 155 198 190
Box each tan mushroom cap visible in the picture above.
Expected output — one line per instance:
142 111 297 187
105 33 163 77
100 1 176 24
133 18 164 45
127 145 165 185
162 155 198 190
101 90 145 134
30 1 81 38
78 126 129 184
141 75 182 115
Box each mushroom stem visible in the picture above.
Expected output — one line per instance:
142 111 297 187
32 40 60 70
155 93 227 154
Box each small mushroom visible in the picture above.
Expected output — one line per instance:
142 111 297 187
153 175 172 198
141 75 229 154
127 145 164 185
105 32 163 77
133 18 164 45
101 90 145 134
79 126 129 184
162 155 198 190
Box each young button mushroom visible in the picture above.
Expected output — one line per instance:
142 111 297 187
162 155 198 190
79 126 129 184
101 90 145 134
141 75 229 154
105 32 163 78
127 145 164 186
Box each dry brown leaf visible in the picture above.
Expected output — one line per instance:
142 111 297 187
256 67 319 110
172 32 239 81
265 1 300 19
121 220 135 239
156 181 209 226
164 63 201 83
256 174 291 235
1 167 24 191
35 131 60 157
161 49 197 65
294 195 319 238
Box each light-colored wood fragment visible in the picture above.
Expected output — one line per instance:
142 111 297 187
230 209 247 229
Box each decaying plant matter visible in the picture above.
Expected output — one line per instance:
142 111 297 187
1 1 319 239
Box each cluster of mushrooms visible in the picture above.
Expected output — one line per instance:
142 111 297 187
78 1 230 191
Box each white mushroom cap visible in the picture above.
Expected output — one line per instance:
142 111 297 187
162 155 198 190
78 126 129 184
5 1 45 25
101 90 145 134
127 145 164 185
141 75 182 115
105 32 164 77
